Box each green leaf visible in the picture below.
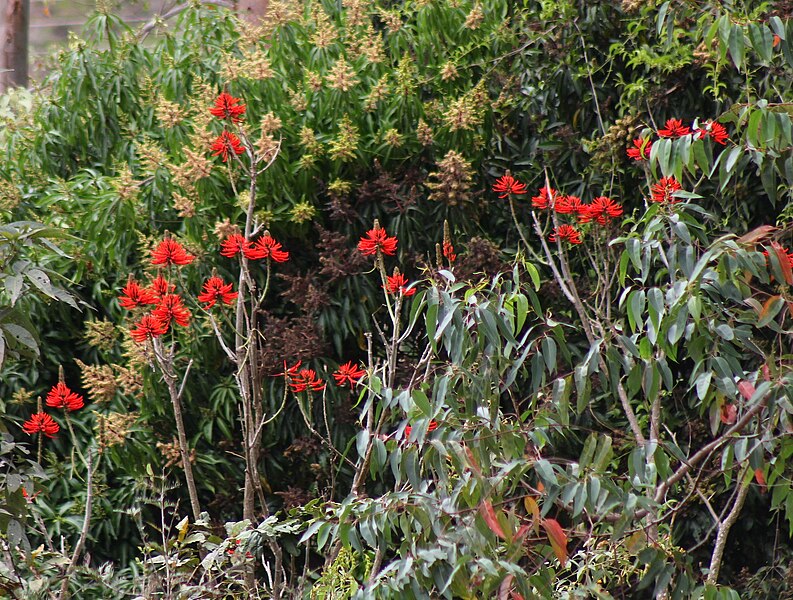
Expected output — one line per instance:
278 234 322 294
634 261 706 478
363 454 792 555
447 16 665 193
534 459 558 487
729 24 746 71
412 389 432 417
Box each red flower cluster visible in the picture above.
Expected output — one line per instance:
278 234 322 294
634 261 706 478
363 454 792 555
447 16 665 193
152 294 191 328
580 196 624 225
130 314 169 343
442 240 456 263
549 224 582 245
198 276 238 309
657 118 692 138
22 412 59 438
358 226 398 256
211 131 245 162
46 382 85 412
288 364 326 393
554 195 585 215
492 174 528 198
119 279 158 309
221 232 290 262
150 274 175 298
694 121 729 145
404 420 439 438
210 92 247 123
333 361 366 387
626 138 653 161
531 186 557 210
385 272 416 297
650 177 683 204
152 238 194 267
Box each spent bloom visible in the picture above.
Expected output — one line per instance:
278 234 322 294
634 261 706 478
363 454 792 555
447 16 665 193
549 224 582 245
45 382 85 412
333 361 366 388
289 368 326 393
198 276 238 308
22 412 60 438
358 222 398 256
492 174 527 199
626 137 653 161
657 118 691 138
211 131 245 162
245 233 290 262
152 238 194 267
210 92 247 123
650 177 683 204
385 271 416 297
580 196 623 225
119 278 158 309
130 314 169 343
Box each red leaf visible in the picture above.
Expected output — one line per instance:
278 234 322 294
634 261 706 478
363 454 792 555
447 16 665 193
720 403 737 425
498 575 514 600
480 501 507 540
762 364 771 382
737 225 777 245
541 518 568 567
755 468 767 493
771 242 793 285
737 380 756 402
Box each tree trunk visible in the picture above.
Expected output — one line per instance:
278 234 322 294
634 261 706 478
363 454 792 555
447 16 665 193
237 0 268 24
1 0 28 92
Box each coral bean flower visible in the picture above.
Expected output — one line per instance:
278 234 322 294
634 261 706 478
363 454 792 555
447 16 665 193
22 412 60 438
581 196 623 225
492 174 528 198
244 234 290 262
650 177 683 204
148 274 175 298
333 361 366 387
119 278 158 309
694 121 728 145
657 118 691 138
626 138 653 161
209 92 247 123
554 195 585 215
404 420 439 438
211 131 245 162
130 314 169 342
45 382 85 412
549 224 582 245
289 368 326 393
153 294 191 327
198 276 238 309
384 272 416 296
220 233 251 258
152 238 194 267
442 240 456 263
531 186 557 210
358 225 398 256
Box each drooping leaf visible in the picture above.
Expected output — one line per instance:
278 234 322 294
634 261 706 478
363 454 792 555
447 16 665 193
541 518 568 567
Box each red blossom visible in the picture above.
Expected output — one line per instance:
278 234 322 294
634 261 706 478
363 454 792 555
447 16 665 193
153 294 191 327
220 233 251 258
333 361 366 388
442 240 456 263
694 121 728 145
384 272 416 297
358 225 398 256
209 92 247 123
626 137 653 160
22 412 59 438
492 174 528 198
580 196 624 225
650 177 683 204
404 420 439 438
531 186 557 210
148 275 175 298
198 276 238 309
152 238 194 267
554 195 585 215
244 234 290 262
549 224 582 245
657 118 691 138
130 314 169 343
210 131 245 162
45 382 85 412
289 368 325 393
119 278 158 309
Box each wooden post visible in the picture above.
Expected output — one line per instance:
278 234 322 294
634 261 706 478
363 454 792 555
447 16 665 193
237 0 268 24
1 0 29 91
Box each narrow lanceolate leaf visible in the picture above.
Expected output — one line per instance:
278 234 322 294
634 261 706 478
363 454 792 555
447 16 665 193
737 380 756 401
480 500 507 540
771 242 793 284
737 225 777 245
541 518 568 567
